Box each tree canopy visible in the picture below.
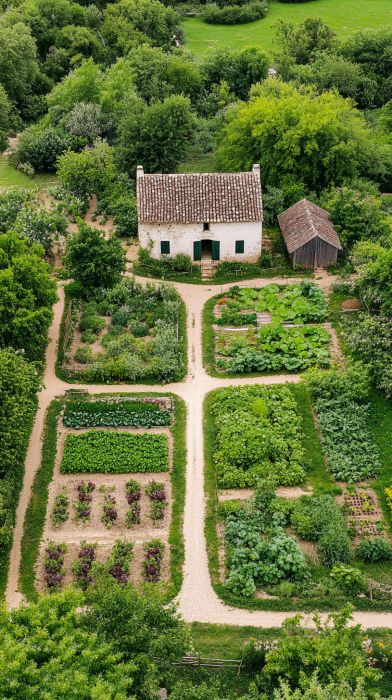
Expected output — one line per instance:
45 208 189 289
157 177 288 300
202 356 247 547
65 222 126 294
0 231 56 361
216 80 392 192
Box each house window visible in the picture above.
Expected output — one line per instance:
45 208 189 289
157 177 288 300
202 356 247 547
235 240 244 254
160 241 170 255
203 222 210 231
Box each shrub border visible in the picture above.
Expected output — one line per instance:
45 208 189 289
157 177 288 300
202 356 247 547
19 392 186 602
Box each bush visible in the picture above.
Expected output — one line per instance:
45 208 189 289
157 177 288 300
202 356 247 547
203 1 268 24
330 564 366 594
75 346 93 364
291 495 339 541
13 126 70 172
356 537 392 562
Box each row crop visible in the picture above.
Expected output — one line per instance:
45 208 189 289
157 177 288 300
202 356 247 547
63 400 172 429
60 431 169 474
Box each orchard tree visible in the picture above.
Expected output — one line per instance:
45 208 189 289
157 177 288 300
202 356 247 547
126 45 202 104
117 94 194 175
292 53 375 108
0 232 57 361
0 347 40 555
216 80 392 192
339 29 392 107
65 222 126 294
47 58 102 116
102 0 181 56
0 582 190 698
66 101 107 143
260 607 380 692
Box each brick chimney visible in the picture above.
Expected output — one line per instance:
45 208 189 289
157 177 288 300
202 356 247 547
136 165 144 178
252 164 260 176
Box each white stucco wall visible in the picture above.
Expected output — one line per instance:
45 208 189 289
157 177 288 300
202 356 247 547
138 221 262 262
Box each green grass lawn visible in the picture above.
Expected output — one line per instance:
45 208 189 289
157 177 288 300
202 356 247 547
183 0 392 55
0 155 57 190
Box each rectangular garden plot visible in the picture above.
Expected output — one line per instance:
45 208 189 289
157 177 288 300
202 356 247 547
60 278 186 384
60 431 169 474
206 283 335 375
25 394 184 598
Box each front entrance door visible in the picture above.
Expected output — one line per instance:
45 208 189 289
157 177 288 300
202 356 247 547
194 240 220 262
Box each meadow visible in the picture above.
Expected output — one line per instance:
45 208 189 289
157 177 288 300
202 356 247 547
183 0 392 54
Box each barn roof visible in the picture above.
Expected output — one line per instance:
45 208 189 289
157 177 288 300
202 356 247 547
277 199 342 254
136 165 263 224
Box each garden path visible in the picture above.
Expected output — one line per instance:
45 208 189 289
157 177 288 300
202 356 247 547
6 273 392 629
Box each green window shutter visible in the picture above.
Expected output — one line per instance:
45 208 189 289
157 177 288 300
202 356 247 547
160 241 170 255
235 240 244 254
193 241 201 261
211 240 220 261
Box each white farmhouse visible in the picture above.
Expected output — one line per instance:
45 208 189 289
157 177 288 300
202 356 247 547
136 165 263 269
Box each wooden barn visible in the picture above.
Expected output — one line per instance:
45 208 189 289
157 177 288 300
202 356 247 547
278 199 342 269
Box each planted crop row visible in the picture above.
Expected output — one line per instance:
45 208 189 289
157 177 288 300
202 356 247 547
60 431 169 474
306 367 381 482
63 400 172 429
45 538 163 592
210 385 306 488
216 324 330 374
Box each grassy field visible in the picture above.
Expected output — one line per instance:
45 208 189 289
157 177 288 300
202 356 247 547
183 0 392 55
0 155 56 190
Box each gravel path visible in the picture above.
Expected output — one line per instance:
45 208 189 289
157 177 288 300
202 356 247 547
6 273 392 629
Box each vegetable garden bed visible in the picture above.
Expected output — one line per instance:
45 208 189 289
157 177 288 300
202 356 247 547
204 383 392 611
59 278 186 384
204 283 333 376
19 393 186 602
60 431 169 474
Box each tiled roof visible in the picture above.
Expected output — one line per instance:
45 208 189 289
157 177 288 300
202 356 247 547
277 199 342 253
136 168 263 224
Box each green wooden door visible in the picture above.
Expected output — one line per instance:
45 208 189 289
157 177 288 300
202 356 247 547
193 241 201 261
211 240 220 261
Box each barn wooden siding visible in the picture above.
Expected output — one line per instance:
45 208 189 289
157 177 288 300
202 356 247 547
291 237 338 269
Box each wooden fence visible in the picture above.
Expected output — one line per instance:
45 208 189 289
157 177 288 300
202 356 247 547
155 655 243 673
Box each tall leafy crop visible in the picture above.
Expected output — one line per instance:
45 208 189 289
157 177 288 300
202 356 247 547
211 385 306 488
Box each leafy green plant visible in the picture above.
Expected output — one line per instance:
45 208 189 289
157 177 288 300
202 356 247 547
146 480 167 522
51 489 69 527
356 538 392 562
107 539 133 585
210 385 306 488
72 542 96 591
61 431 169 474
63 400 172 428
217 324 330 374
330 565 366 594
306 367 381 482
